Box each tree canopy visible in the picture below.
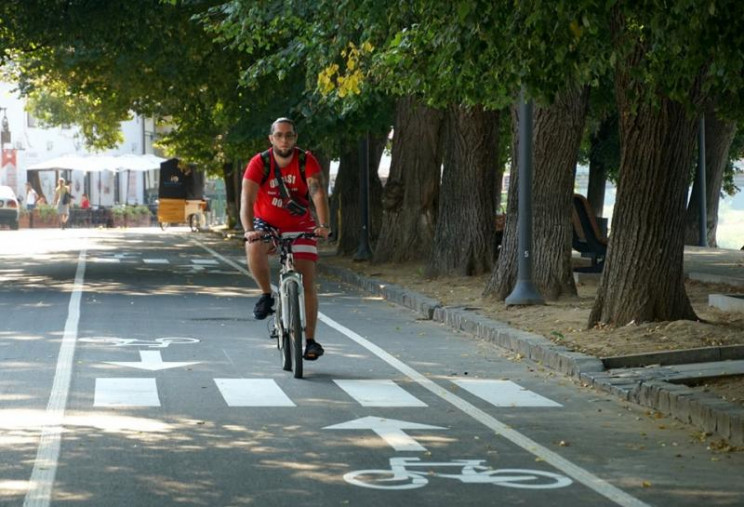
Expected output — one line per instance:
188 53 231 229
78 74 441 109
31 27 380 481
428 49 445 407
2 0 743 327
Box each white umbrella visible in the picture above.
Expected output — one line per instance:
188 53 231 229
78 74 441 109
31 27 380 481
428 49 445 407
27 153 119 172
112 154 167 172
27 153 166 173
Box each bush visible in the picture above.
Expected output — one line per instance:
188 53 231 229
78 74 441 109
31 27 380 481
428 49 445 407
37 204 58 221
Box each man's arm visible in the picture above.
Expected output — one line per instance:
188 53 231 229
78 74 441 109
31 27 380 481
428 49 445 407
307 172 331 238
240 178 259 234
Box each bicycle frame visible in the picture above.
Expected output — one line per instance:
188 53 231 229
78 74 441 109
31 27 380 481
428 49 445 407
258 230 316 378
276 237 306 334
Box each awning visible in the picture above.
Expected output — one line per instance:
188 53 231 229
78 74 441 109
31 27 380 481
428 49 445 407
27 153 167 172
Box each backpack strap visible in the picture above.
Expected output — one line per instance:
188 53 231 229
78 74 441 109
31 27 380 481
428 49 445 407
260 147 307 186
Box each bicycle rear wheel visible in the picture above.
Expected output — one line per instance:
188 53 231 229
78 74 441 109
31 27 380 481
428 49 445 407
287 281 303 379
188 213 200 232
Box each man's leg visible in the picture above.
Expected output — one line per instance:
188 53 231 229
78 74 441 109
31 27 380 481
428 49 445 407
246 240 272 293
246 240 274 318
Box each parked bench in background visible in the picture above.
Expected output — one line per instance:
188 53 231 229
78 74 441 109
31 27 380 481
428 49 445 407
572 193 607 272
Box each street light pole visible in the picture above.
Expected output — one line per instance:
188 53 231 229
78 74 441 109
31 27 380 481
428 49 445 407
354 132 373 261
505 89 545 306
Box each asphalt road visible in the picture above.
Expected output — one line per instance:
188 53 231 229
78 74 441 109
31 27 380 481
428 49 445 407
1 228 743 507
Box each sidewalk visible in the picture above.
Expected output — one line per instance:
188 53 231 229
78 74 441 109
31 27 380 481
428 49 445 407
316 246 744 446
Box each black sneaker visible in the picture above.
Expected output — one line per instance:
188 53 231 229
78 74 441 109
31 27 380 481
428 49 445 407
253 293 275 320
303 341 324 361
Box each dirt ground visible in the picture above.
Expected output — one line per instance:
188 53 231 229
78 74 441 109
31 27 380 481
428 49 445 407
320 250 744 409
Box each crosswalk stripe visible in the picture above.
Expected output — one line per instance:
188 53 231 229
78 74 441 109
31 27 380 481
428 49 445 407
215 379 296 407
333 379 427 407
143 258 169 264
452 379 562 407
89 377 558 410
94 378 160 407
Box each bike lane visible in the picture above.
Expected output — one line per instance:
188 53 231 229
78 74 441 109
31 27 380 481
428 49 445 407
23 230 744 506
310 264 744 507
0 231 96 505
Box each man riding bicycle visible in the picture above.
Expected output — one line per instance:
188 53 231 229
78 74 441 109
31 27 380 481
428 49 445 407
241 117 331 361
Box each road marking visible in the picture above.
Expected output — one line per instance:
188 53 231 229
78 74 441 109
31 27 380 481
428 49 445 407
24 249 87 507
103 350 201 371
215 379 296 407
143 258 169 264
194 236 649 505
80 337 200 348
318 316 651 507
452 379 562 408
92 257 120 263
94 378 160 407
325 416 445 452
192 259 219 265
334 379 427 407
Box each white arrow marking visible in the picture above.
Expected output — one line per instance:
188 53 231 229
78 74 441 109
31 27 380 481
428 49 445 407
103 350 200 371
324 416 446 452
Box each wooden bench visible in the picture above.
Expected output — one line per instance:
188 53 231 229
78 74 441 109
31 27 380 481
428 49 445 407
572 193 607 272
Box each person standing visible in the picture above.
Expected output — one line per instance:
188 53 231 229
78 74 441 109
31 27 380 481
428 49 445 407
240 118 331 361
25 182 38 228
53 178 71 229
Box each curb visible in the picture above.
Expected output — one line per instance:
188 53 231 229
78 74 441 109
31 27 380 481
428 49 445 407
318 262 744 445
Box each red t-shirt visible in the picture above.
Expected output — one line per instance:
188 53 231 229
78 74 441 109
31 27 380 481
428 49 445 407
243 147 321 230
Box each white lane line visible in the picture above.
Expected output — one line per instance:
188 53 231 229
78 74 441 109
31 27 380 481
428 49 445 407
318 315 650 507
24 249 86 507
94 378 160 407
334 379 427 407
452 379 562 408
215 379 296 407
193 237 648 506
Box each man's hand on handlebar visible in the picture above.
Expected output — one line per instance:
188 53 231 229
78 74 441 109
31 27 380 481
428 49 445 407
314 224 331 240
243 230 264 243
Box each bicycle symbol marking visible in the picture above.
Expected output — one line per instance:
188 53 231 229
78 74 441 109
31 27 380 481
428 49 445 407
79 337 200 348
343 457 573 490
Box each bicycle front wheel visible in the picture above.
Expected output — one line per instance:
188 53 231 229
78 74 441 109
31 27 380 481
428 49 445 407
273 296 291 371
287 281 303 379
188 213 200 232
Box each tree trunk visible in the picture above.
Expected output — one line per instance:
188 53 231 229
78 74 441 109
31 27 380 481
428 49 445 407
224 161 240 229
331 136 384 256
27 170 46 202
373 97 444 264
313 150 332 194
484 87 589 300
426 104 499 277
589 77 699 325
684 106 737 247
587 113 618 218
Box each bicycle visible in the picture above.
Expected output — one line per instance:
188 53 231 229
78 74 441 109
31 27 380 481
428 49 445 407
253 230 317 379
343 457 573 490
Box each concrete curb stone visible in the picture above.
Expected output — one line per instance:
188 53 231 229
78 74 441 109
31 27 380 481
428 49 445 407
317 261 744 445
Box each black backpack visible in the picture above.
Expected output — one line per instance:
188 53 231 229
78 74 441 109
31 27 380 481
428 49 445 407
260 147 307 186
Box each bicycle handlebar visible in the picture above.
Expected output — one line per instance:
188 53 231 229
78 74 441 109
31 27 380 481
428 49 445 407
245 231 318 243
